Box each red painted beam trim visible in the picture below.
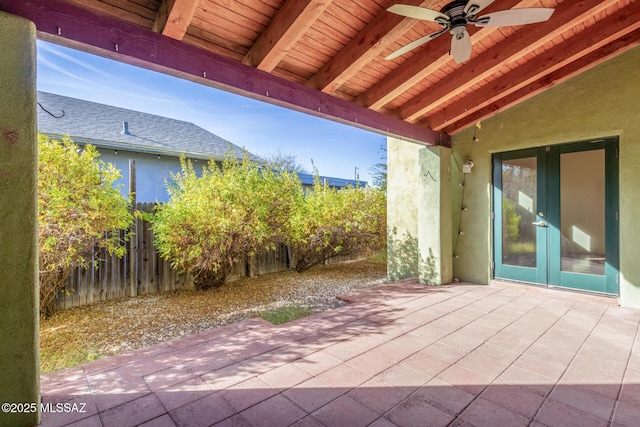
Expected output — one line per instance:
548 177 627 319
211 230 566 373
0 0 449 147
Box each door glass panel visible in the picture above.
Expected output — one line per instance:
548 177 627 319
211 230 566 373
502 157 537 268
560 150 605 275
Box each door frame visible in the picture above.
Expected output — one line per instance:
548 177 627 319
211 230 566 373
492 138 620 295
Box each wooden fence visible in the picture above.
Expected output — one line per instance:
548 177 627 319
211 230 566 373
53 203 365 311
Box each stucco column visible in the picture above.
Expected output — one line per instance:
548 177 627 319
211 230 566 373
418 146 453 285
0 12 40 427
387 137 420 280
387 137 453 285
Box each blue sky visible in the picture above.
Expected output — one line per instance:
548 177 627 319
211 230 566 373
36 40 386 182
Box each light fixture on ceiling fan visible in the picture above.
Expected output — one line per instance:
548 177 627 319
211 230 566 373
385 0 555 63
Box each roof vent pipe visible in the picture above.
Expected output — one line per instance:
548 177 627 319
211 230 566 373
122 121 130 135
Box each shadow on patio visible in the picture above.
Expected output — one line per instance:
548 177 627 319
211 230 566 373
39 281 640 427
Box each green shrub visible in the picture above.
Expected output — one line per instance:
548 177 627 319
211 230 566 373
154 152 387 285
287 179 386 272
38 134 132 316
153 152 301 289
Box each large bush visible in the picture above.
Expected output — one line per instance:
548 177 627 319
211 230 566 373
38 134 133 316
153 153 301 289
287 180 386 272
154 153 386 285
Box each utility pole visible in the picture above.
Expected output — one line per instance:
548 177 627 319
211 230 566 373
129 159 137 297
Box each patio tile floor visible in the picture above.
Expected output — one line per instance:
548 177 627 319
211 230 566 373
40 280 640 427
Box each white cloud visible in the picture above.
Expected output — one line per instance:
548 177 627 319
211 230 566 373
38 42 112 79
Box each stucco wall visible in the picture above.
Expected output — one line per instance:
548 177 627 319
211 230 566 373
450 44 640 308
387 137 421 280
418 146 453 285
387 138 453 284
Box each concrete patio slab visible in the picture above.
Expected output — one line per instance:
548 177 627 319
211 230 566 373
39 281 640 427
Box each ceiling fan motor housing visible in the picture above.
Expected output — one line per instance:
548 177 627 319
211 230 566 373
440 0 471 35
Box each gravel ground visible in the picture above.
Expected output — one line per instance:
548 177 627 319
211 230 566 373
40 260 387 373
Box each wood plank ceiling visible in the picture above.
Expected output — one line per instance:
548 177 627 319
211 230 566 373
6 0 640 138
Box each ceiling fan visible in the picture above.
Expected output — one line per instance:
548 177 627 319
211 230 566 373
385 0 555 63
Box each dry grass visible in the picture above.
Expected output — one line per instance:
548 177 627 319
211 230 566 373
40 260 386 373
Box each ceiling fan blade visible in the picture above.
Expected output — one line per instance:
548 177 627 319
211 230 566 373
451 30 472 63
464 0 495 18
472 8 554 27
385 29 447 60
387 4 450 24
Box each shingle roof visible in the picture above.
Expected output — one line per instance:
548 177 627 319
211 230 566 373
36 91 261 162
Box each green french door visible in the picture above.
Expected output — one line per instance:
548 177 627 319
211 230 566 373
493 139 619 294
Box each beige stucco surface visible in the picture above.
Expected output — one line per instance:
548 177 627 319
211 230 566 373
418 146 453 285
387 137 421 281
387 138 453 284
0 11 40 426
450 44 640 308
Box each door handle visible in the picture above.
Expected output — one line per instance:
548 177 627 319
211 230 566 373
532 221 547 227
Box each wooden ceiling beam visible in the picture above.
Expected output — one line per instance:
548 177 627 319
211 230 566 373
306 0 430 94
399 0 620 122
356 31 453 110
0 0 448 147
442 28 640 134
356 0 525 110
152 0 200 40
243 0 333 72
426 1 640 132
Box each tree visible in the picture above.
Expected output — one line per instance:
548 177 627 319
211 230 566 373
261 148 310 174
38 134 133 316
369 142 387 191
153 152 301 289
286 179 386 272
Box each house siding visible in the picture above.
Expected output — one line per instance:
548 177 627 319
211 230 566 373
91 147 209 203
450 44 640 308
89 148 365 203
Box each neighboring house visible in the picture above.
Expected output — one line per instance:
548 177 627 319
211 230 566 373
298 173 365 190
36 92 363 202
